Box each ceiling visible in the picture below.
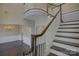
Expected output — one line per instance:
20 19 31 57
24 9 48 21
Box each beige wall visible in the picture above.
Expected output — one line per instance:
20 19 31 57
62 4 79 22
33 3 47 11
0 4 25 44
48 3 79 15
0 3 24 25
0 4 3 21
62 3 79 13
24 3 33 12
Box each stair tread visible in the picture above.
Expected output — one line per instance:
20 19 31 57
61 20 79 24
51 45 79 56
53 42 79 52
59 25 79 28
50 49 69 56
56 33 79 38
53 39 79 47
58 29 79 32
55 35 79 40
55 37 79 44
60 23 79 26
58 27 79 29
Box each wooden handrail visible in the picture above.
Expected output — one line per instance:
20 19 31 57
60 4 63 22
23 34 36 55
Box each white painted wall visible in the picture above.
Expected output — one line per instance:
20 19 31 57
24 19 35 34
22 27 31 46
23 19 35 46
0 34 21 43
